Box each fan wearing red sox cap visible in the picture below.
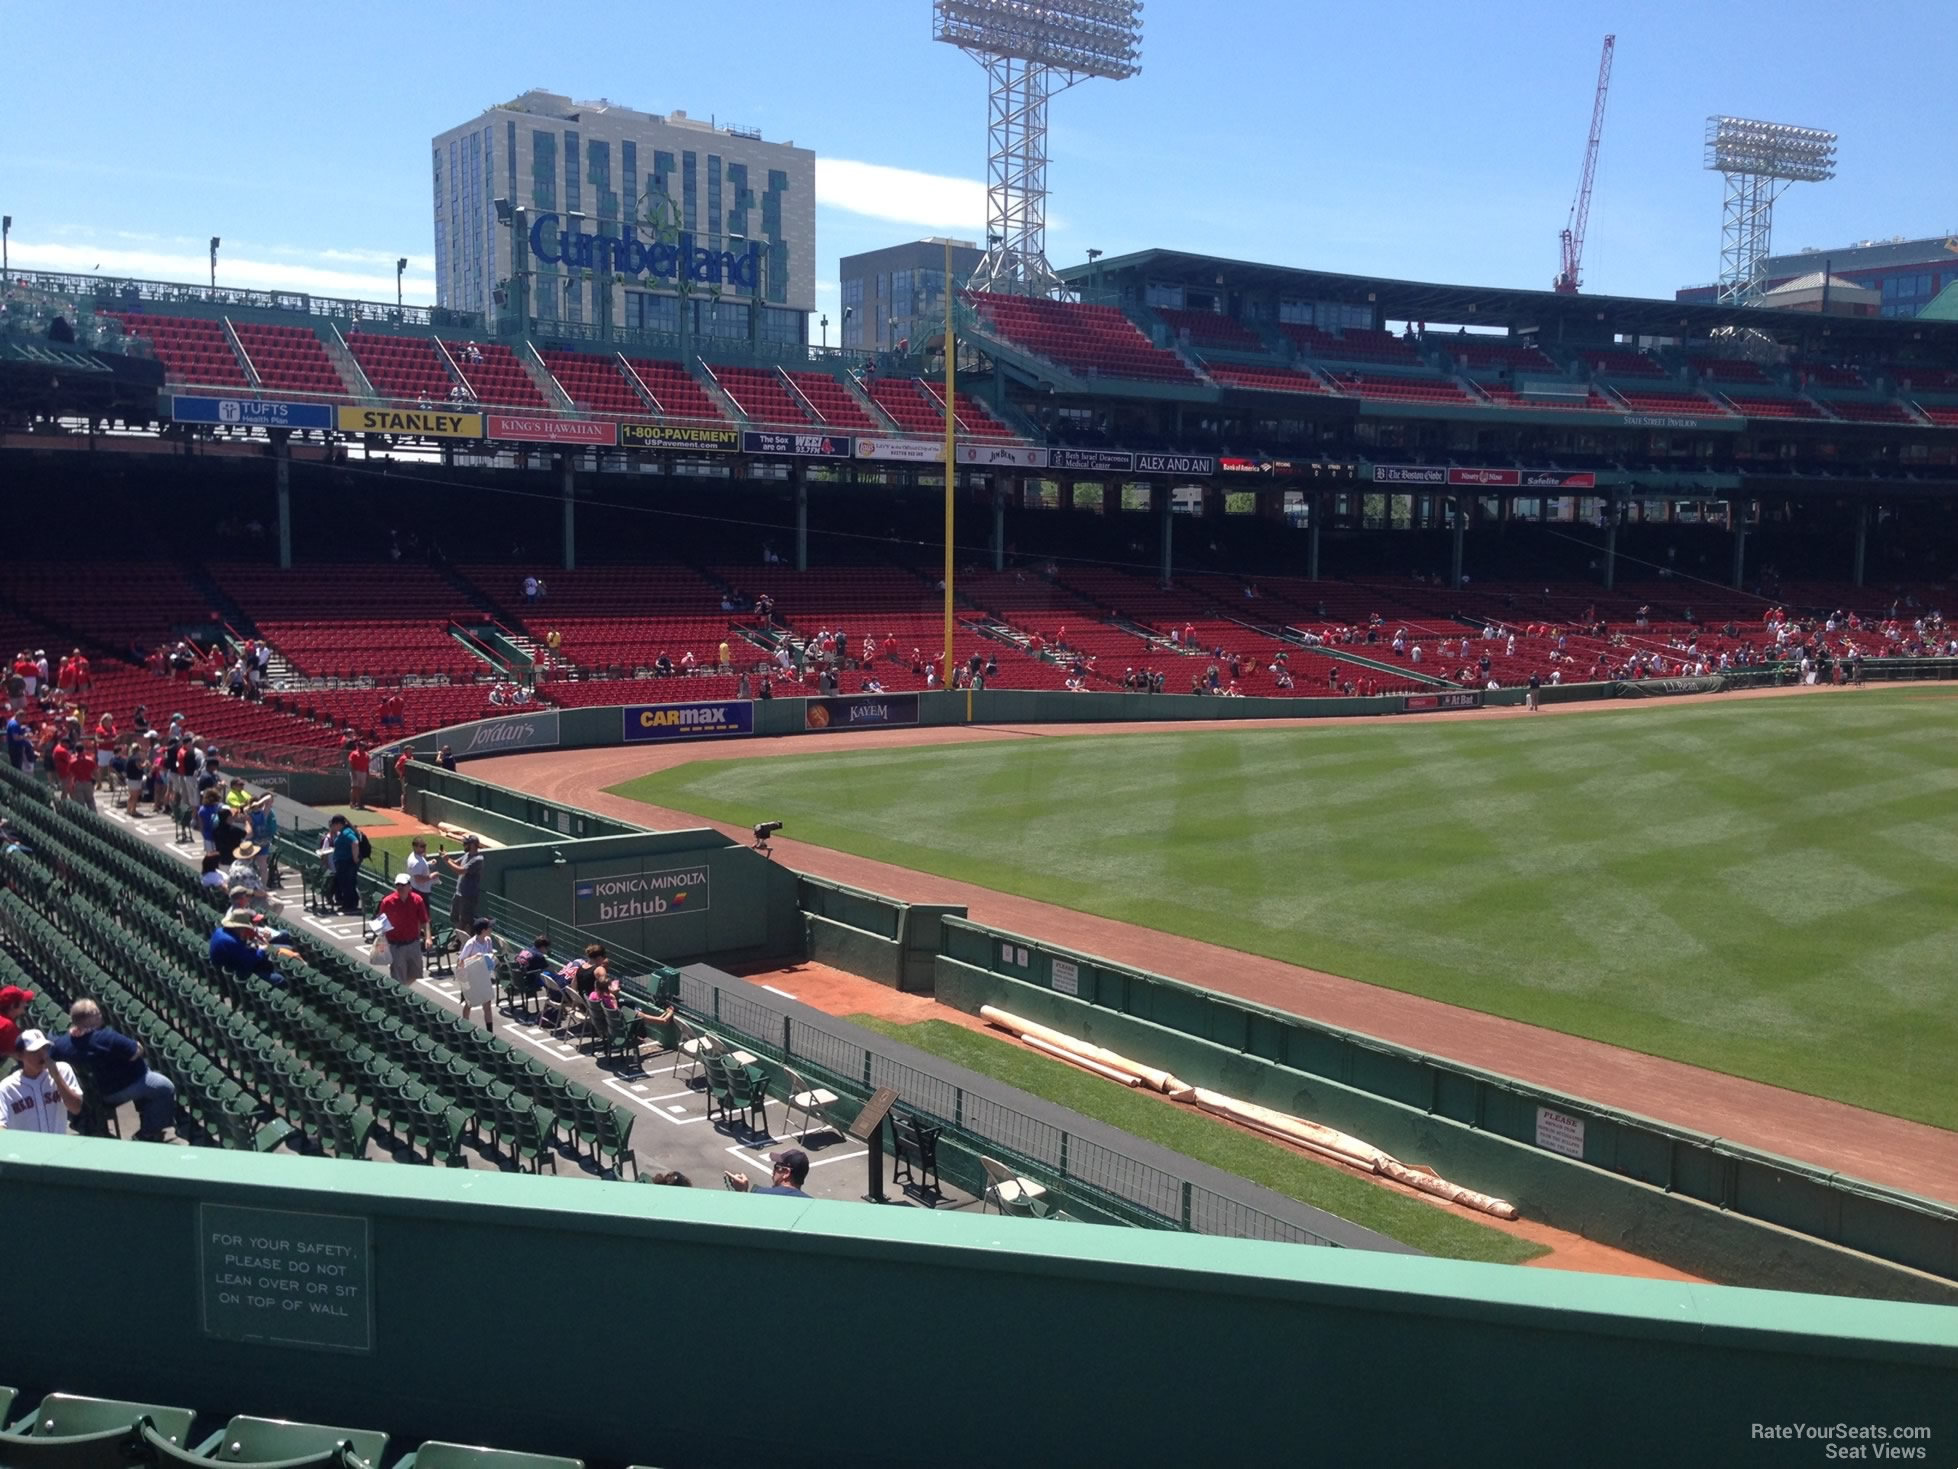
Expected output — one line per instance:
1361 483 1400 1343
0 1028 84 1133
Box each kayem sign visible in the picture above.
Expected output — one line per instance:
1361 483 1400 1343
853 437 946 463
172 396 333 430
621 700 754 743
803 693 920 731
574 866 711 926
621 423 739 451
336 407 483 439
486 415 618 446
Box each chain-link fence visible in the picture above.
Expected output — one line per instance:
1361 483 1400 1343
672 967 1337 1249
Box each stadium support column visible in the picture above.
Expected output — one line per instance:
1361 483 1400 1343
1603 493 1618 592
272 429 292 570
1852 500 1867 587
794 465 809 573
1730 516 1746 592
1307 493 1322 581
1449 496 1465 591
559 454 576 573
992 484 1006 572
1157 483 1172 589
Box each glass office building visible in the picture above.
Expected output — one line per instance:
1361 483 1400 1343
432 91 816 343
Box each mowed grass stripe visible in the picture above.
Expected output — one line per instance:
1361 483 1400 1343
610 692 1958 1130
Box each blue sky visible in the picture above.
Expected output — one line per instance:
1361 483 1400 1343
3 0 1952 321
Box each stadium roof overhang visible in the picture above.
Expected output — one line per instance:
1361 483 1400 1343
1059 249 1958 352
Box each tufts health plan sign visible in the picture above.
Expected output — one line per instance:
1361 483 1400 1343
173 395 333 430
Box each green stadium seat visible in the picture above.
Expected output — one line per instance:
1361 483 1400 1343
8 1390 197 1447
0 1393 195 1468
398 1447 585 1469
186 1414 388 1467
0 1387 15 1432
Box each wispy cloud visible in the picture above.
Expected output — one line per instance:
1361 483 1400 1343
7 237 435 304
818 159 986 234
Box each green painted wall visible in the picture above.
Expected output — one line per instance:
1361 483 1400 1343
495 829 802 965
4 1132 1955 1469
931 955 1958 1305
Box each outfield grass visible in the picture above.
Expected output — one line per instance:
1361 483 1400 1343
612 691 1958 1130
847 1014 1546 1264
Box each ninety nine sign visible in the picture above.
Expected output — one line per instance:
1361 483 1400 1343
1133 451 1218 476
486 414 618 446
200 1203 372 1354
1446 468 1522 488
336 407 483 439
622 700 754 743
742 430 851 458
574 866 711 925
853 437 947 463
621 423 739 451
172 395 333 430
955 442 1048 468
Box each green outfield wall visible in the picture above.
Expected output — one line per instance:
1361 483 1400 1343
4 1132 1954 1469
930 921 1958 1304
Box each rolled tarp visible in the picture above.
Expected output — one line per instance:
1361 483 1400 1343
1020 1033 1145 1086
1193 1087 1518 1220
980 1006 1195 1098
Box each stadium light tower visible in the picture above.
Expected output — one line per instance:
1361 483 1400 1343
934 0 1143 296
1704 116 1837 306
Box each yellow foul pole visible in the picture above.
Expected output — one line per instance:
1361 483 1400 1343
941 238 957 698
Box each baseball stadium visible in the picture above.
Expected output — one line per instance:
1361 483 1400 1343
3 6 1958 1467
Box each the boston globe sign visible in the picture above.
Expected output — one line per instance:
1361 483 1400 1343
528 212 761 290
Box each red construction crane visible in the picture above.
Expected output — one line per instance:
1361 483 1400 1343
1555 34 1616 294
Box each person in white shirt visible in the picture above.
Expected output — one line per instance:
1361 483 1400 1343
405 836 436 901
0 1029 84 1133
456 917 498 1032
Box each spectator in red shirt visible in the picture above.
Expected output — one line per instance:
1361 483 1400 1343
393 745 415 789
0 983 32 1058
376 874 428 984
348 742 371 810
49 734 74 799
68 742 98 810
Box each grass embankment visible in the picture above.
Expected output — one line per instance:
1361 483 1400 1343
848 1014 1548 1265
